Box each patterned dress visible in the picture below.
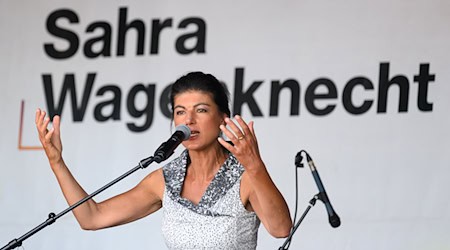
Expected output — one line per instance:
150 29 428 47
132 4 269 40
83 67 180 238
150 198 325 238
162 150 260 249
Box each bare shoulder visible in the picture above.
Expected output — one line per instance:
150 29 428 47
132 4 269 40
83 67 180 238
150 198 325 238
139 167 165 200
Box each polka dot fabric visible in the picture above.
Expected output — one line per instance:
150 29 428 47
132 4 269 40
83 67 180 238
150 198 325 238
162 150 260 249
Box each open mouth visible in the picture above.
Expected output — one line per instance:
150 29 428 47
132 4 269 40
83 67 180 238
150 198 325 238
190 130 200 138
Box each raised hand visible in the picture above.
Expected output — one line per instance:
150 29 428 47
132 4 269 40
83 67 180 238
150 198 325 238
217 115 263 172
35 109 63 166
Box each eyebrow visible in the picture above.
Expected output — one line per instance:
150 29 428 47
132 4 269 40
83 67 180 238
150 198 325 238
174 103 211 109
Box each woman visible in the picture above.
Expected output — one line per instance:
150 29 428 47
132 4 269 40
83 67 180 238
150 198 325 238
36 72 292 249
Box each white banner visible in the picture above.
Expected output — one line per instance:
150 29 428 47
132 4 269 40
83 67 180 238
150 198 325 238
1 1 449 249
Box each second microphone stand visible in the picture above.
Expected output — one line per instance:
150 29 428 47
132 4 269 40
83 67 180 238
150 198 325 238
278 150 340 249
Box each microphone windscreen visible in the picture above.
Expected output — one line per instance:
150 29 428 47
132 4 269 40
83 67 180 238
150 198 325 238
175 125 191 141
330 214 341 228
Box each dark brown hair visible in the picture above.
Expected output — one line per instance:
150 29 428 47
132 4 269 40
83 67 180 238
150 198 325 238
170 72 231 118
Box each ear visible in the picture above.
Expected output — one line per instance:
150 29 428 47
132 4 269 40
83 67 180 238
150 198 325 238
221 113 229 125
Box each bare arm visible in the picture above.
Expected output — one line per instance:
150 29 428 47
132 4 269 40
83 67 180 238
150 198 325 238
218 115 292 238
35 109 164 230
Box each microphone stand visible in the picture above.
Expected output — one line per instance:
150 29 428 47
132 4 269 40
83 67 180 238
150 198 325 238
1 155 156 250
278 194 320 250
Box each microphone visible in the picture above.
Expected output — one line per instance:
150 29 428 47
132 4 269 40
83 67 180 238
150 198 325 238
305 153 341 228
153 125 191 163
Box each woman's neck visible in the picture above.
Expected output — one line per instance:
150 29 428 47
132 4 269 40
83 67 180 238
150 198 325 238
187 143 227 181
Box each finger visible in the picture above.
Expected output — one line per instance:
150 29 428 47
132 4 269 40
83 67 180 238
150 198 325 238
52 115 61 137
36 112 46 135
217 137 235 153
220 124 238 142
37 111 47 131
40 110 47 124
235 115 252 137
225 117 244 139
36 109 43 126
35 109 41 124
37 116 51 141
43 116 51 131
44 127 55 143
248 121 258 144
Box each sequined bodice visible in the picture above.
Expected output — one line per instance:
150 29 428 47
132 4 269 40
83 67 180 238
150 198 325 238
161 150 260 249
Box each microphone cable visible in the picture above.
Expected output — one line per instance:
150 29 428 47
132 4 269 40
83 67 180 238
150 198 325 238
284 149 307 249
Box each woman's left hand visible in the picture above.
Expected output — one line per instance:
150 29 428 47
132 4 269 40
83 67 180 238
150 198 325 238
218 115 293 237
218 115 263 172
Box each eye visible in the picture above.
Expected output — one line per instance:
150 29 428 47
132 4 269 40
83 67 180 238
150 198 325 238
175 110 185 115
197 108 207 113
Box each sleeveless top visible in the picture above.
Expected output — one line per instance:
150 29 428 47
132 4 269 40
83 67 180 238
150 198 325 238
161 150 261 250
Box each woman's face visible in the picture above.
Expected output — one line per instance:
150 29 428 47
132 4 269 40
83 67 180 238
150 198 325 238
173 90 227 151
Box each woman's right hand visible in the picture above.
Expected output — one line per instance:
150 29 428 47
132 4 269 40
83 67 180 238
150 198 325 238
35 109 63 167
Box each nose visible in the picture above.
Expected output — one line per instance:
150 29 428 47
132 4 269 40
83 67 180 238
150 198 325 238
185 111 195 125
